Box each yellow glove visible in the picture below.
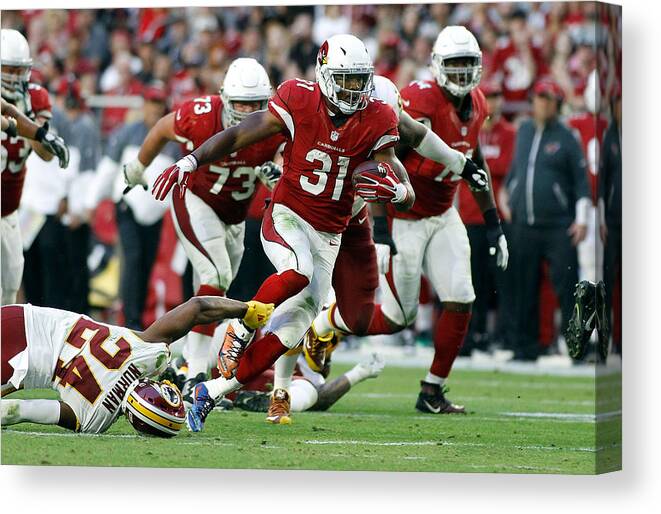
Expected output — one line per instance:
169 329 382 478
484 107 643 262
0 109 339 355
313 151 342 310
242 301 274 330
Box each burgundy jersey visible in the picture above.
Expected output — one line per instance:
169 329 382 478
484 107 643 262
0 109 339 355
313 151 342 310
567 112 608 202
268 79 399 234
174 95 284 225
391 80 489 221
458 116 516 225
1 84 52 217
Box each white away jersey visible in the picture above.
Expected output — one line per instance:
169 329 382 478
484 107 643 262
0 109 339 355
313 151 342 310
23 305 169 433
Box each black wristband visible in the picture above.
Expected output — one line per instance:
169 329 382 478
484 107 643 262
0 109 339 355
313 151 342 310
35 125 47 142
6 118 18 138
483 207 501 229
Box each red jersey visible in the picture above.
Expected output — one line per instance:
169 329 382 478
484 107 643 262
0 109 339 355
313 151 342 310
1 83 52 217
268 79 399 234
174 95 284 225
392 80 489 221
567 112 608 202
458 116 516 225
489 39 549 104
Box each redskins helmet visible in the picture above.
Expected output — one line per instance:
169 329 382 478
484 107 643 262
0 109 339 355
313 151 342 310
1 29 33 101
431 26 482 98
220 57 273 128
123 379 186 437
315 34 374 115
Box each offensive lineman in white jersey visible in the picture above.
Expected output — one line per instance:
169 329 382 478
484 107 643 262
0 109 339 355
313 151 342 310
1 297 273 434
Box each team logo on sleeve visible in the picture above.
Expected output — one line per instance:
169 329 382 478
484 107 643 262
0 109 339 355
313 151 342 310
318 41 329 66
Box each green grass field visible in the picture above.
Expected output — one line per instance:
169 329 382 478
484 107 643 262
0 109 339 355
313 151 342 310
1 364 621 474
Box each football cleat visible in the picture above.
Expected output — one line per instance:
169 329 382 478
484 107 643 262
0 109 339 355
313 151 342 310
303 324 335 373
565 280 597 361
266 388 292 424
234 390 271 412
185 383 215 432
415 381 466 414
595 280 610 362
217 319 254 379
181 372 207 406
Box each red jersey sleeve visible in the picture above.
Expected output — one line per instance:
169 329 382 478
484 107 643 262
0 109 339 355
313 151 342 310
173 95 221 150
268 78 313 140
28 84 52 120
367 100 400 156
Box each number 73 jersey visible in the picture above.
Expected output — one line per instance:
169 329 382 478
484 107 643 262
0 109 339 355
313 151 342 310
268 79 399 234
174 95 285 225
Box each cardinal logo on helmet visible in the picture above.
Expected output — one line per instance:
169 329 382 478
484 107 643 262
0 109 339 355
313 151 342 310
318 40 329 66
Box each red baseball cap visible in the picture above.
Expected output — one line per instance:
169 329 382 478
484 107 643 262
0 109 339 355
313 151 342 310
533 77 565 102
144 85 168 103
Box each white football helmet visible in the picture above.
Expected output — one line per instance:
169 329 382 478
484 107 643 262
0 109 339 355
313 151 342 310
220 57 273 128
315 34 374 115
372 75 402 120
1 29 32 101
431 26 482 98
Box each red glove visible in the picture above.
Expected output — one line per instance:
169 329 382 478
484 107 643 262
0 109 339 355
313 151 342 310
355 164 409 204
152 155 197 201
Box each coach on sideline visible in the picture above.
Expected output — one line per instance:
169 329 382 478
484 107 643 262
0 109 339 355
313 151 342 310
500 77 591 361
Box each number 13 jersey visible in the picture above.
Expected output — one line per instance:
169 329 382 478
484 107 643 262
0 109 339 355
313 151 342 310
268 79 399 234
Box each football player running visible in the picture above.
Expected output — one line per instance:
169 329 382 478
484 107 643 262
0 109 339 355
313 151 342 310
124 58 284 402
266 74 492 423
308 27 509 416
151 34 415 432
1 29 69 306
1 297 273 435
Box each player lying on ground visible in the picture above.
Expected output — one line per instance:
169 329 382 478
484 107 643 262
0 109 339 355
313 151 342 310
1 97 69 168
1 297 273 435
235 347 384 423
302 27 509 417
262 73 495 423
123 57 284 403
151 34 416 432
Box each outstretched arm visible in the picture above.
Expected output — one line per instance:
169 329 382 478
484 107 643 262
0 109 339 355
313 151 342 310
138 112 177 167
192 109 284 167
151 110 284 200
139 296 274 345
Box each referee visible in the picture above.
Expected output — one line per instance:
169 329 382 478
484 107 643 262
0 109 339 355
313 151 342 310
503 78 591 361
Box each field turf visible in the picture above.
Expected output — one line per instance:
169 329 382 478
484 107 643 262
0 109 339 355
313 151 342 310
1 364 621 474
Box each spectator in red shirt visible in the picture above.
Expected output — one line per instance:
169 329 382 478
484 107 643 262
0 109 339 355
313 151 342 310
489 9 549 118
457 81 516 353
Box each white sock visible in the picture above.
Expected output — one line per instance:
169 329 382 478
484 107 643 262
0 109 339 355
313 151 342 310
2 399 61 425
312 306 335 338
273 352 298 392
344 364 370 387
185 331 212 378
289 379 319 412
424 372 445 386
330 306 351 333
204 376 241 400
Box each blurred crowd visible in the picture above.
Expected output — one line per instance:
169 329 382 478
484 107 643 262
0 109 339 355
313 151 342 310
3 2 622 361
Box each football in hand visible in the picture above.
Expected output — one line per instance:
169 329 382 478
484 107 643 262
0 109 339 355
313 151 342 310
352 160 389 188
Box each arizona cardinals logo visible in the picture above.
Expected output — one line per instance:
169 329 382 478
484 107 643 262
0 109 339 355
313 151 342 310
318 41 329 66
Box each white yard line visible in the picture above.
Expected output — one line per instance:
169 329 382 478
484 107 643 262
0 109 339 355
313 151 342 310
500 410 621 422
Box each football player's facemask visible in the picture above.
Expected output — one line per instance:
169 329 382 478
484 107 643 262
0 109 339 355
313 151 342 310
316 34 374 115
221 57 273 128
1 29 32 102
431 26 482 98
122 379 186 438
